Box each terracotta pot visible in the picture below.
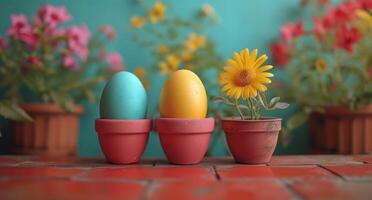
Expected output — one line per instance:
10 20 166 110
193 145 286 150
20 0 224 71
95 119 151 164
156 118 214 165
11 103 83 156
222 117 281 164
310 105 372 154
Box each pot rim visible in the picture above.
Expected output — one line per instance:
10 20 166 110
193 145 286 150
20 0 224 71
222 117 282 122
21 103 84 114
95 118 152 134
156 117 215 134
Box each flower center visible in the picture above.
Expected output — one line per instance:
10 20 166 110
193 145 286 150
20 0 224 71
234 70 254 87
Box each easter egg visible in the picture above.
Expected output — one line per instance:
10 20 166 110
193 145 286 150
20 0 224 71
100 71 147 119
159 69 207 118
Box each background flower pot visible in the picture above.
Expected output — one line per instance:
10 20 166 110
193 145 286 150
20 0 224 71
156 118 214 165
222 117 281 164
95 119 151 164
11 103 84 156
309 105 372 154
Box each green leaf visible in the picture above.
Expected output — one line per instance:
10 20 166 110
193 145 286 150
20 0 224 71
0 100 33 122
272 102 290 110
50 92 75 112
269 97 281 108
287 111 309 130
257 92 267 108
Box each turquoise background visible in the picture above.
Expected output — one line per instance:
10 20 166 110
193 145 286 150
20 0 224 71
0 0 309 156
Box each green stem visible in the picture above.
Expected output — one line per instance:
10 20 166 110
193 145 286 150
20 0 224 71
248 97 254 120
234 99 244 120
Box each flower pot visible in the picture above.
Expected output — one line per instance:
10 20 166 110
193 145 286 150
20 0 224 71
95 119 151 164
309 105 372 154
156 118 214 165
222 117 281 164
11 103 84 156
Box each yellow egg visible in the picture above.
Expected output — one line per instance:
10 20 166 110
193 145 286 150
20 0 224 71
160 69 208 118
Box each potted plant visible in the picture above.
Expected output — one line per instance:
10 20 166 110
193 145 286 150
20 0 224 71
271 0 372 154
215 48 289 164
0 4 124 156
156 69 215 165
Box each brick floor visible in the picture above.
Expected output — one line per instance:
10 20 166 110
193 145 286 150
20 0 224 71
0 155 371 200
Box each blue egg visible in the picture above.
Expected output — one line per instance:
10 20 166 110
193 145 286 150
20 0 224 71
100 71 147 119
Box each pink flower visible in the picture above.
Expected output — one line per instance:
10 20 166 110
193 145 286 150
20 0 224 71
100 25 116 40
335 26 361 53
37 4 71 29
27 56 41 65
65 25 91 60
7 15 37 47
63 55 77 69
105 52 125 72
271 42 289 66
313 17 326 40
0 36 7 49
280 20 304 43
357 0 372 10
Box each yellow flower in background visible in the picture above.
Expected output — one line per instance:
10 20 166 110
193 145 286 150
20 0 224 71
130 16 146 28
220 48 273 99
160 54 180 75
134 67 151 89
315 58 327 73
148 2 166 23
185 33 206 52
181 51 193 62
201 4 214 17
354 10 372 33
134 67 146 77
158 44 169 54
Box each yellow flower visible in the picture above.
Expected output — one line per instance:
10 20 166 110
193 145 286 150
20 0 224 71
201 4 214 17
159 54 180 75
148 2 166 23
181 51 193 62
354 10 372 33
158 44 169 54
220 48 273 99
134 67 150 89
218 73 225 84
130 16 146 29
134 67 146 78
185 33 206 52
315 58 327 73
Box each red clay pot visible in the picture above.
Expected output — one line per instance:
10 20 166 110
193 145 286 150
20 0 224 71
222 117 281 164
95 119 152 164
12 103 84 156
156 118 214 165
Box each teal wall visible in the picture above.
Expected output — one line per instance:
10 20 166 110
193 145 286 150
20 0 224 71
0 0 309 156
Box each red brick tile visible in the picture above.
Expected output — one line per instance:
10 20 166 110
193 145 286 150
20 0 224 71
289 179 372 200
24 156 154 167
217 165 335 179
0 166 84 178
84 166 215 180
0 178 146 200
323 164 372 180
354 155 372 164
0 156 21 165
269 155 361 166
149 180 294 200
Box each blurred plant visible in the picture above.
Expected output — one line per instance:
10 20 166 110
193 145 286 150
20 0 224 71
214 48 289 120
129 1 222 84
271 0 372 131
0 4 124 121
